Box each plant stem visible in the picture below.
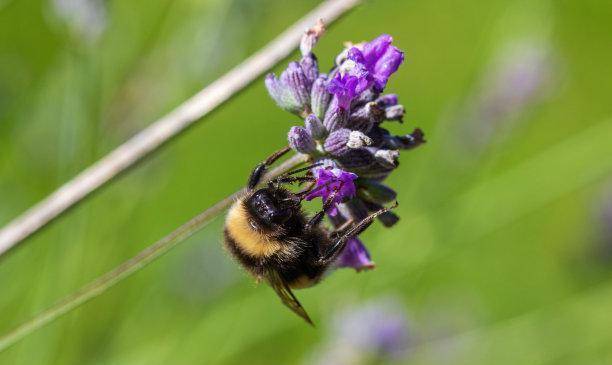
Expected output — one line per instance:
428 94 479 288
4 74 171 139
0 0 361 258
0 153 308 353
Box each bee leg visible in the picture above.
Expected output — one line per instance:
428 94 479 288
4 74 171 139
273 176 317 208
305 189 339 232
319 201 398 263
247 146 291 190
295 180 317 196
305 212 326 232
328 219 355 240
269 175 315 188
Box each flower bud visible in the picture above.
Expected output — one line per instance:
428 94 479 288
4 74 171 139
337 198 370 222
324 128 351 156
304 114 327 140
362 200 401 227
374 149 400 168
325 129 371 157
349 101 385 132
335 47 350 67
351 163 395 180
376 94 398 107
288 126 316 154
365 126 389 147
311 75 332 120
385 104 405 122
347 131 372 149
323 102 349 132
383 128 425 150
357 179 397 204
300 54 319 85
280 62 312 112
265 73 302 115
336 149 377 171
352 88 379 108
300 19 325 56
378 211 400 227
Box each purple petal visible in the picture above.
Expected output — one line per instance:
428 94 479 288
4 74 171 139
362 34 394 65
328 53 372 110
335 237 375 271
328 298 411 360
305 166 358 216
328 34 403 110
372 46 404 91
377 94 399 107
327 73 360 110
347 47 366 65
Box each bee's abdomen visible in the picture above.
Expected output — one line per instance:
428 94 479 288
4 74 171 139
278 238 326 289
288 274 321 289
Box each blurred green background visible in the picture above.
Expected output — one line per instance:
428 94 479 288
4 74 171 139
1 0 612 364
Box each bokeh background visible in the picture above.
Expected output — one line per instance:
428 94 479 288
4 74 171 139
1 0 612 364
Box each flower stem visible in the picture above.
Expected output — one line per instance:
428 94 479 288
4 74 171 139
0 153 308 353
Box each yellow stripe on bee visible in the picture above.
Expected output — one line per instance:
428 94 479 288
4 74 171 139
226 200 282 258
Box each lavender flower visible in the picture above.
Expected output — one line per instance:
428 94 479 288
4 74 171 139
326 35 404 112
265 23 425 271
308 297 411 365
335 237 375 271
300 19 325 56
335 298 410 357
311 75 333 120
348 34 404 92
304 114 327 140
323 101 349 132
385 104 405 122
323 128 354 156
327 59 370 110
357 179 397 204
347 130 372 149
305 166 357 217
377 93 399 107
265 62 313 116
300 54 319 85
53 0 107 42
594 187 612 262
459 40 552 152
288 126 316 154
350 102 385 132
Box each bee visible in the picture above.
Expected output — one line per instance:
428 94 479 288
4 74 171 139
224 147 394 324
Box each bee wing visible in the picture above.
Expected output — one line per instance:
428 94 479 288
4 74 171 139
265 269 314 325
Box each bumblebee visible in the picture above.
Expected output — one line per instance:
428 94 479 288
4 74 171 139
224 147 394 324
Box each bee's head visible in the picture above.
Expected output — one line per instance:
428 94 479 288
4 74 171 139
246 187 300 228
